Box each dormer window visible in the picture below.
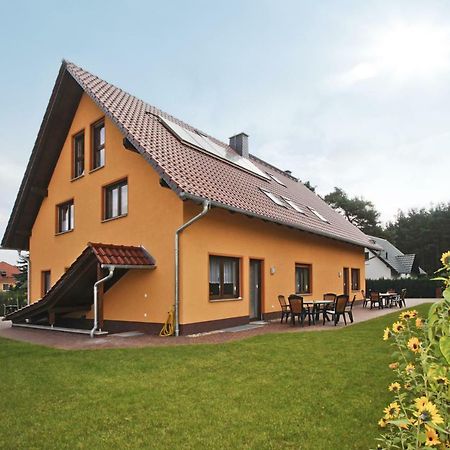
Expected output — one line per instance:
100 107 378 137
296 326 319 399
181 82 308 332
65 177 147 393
92 120 105 170
260 189 286 207
308 207 330 223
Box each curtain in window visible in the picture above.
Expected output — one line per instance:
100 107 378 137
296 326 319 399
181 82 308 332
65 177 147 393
223 259 236 283
209 257 220 283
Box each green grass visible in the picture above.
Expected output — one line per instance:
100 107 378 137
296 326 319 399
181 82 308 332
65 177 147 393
0 304 431 450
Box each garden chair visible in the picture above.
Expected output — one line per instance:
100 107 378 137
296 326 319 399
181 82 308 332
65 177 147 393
323 294 349 326
362 289 370 308
398 289 406 308
288 295 313 326
277 295 291 323
345 294 356 323
368 291 382 309
317 292 336 321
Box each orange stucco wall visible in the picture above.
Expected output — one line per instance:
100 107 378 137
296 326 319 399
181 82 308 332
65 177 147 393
29 93 365 330
29 93 182 324
180 202 365 324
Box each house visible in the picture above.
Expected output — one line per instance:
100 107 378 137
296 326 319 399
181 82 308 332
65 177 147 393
365 235 426 280
0 261 20 292
1 61 377 336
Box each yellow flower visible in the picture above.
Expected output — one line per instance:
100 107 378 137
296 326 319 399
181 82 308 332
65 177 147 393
435 376 448 386
378 418 387 428
389 362 399 370
415 396 429 410
416 318 424 329
388 382 401 392
383 327 391 341
400 310 417 320
408 337 421 353
404 382 412 390
406 363 415 374
392 321 405 333
384 402 400 419
415 400 444 425
441 251 450 267
409 310 418 318
425 426 441 447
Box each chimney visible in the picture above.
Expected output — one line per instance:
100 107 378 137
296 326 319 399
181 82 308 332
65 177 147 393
229 133 249 158
284 170 292 175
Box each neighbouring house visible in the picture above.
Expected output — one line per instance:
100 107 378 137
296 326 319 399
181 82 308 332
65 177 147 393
2 61 378 335
365 235 426 280
0 261 20 292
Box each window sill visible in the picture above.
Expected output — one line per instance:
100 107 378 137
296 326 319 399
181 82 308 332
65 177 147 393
55 229 74 236
295 292 312 296
101 214 128 223
209 297 243 303
89 165 105 174
70 174 85 182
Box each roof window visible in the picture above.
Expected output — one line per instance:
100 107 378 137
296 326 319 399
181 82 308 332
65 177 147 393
308 207 330 223
281 197 305 214
260 189 287 207
267 173 286 187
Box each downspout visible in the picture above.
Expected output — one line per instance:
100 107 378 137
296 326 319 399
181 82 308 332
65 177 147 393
90 267 115 338
175 199 211 336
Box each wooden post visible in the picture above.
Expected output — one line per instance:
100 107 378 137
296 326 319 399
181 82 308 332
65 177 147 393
97 264 105 330
49 310 55 327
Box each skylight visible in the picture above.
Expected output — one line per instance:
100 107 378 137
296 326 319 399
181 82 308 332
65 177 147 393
308 207 330 223
159 116 270 180
260 189 287 207
267 173 287 187
281 197 305 214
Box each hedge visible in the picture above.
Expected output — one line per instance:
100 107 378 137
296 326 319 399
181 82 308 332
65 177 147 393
366 278 442 298
0 291 27 317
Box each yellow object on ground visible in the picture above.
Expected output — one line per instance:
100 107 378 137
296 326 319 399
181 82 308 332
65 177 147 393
159 309 174 336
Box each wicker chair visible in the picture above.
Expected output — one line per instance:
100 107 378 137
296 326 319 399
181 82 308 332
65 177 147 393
323 294 349 325
278 295 291 323
288 294 313 326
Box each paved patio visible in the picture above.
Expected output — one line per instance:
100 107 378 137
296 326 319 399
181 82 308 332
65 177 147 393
0 298 436 350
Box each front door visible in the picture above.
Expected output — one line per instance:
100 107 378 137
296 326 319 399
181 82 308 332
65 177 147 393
249 259 263 320
343 267 349 295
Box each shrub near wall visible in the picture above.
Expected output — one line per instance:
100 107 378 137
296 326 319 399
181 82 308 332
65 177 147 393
366 279 442 298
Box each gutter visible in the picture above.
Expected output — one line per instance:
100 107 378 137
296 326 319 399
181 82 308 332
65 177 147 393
90 267 115 338
174 199 211 336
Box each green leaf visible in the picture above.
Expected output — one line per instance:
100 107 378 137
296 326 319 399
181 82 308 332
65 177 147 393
439 336 450 365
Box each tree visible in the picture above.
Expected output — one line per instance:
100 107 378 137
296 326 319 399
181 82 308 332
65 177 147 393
301 180 316 192
324 187 383 235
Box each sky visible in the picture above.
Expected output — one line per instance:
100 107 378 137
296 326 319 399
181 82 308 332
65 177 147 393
1 0 450 264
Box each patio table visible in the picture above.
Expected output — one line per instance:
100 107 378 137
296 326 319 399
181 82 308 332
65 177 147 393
379 292 398 308
303 299 335 324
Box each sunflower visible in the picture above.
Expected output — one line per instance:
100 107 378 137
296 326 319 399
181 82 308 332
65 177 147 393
400 311 412 320
388 382 401 392
415 400 444 425
425 426 441 447
389 362 399 370
383 327 391 341
384 402 400 419
409 310 418 318
378 418 387 428
405 363 415 374
392 321 405 333
404 382 412 390
407 337 421 353
441 251 450 267
415 396 429 410
435 376 449 386
416 318 424 329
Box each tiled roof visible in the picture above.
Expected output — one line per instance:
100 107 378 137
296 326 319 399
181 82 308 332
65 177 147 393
89 243 156 267
63 61 376 249
0 261 20 278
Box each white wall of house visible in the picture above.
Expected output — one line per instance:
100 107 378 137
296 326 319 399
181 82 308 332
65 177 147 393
365 252 393 279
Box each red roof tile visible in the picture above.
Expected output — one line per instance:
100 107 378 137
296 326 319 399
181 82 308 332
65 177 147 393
0 261 20 278
89 243 156 267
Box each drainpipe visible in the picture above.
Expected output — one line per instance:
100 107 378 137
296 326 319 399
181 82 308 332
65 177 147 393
18 251 30 306
175 199 211 336
90 267 115 338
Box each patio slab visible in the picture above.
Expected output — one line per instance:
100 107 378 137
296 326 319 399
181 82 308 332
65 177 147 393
0 298 436 351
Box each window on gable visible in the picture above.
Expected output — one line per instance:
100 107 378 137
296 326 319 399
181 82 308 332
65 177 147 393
351 268 360 290
282 197 305 214
104 179 128 220
267 173 287 187
260 189 287 207
72 131 85 178
57 200 74 233
308 207 330 223
295 264 312 294
92 120 105 170
209 255 241 300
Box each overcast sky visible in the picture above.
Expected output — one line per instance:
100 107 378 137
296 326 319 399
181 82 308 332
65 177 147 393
1 0 450 264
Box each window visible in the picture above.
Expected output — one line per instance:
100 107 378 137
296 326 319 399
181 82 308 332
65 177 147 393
92 120 105 169
351 268 360 290
2 284 11 291
282 196 305 214
267 173 287 187
41 271 51 296
57 200 74 233
260 189 287 207
209 255 240 300
365 251 370 261
308 206 330 223
104 179 128 220
72 131 85 178
295 264 312 294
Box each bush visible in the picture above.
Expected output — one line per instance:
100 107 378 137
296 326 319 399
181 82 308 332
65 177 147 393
0 290 27 316
366 278 442 298
375 252 450 449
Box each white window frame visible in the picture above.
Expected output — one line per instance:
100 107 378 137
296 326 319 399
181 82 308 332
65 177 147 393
260 189 287 207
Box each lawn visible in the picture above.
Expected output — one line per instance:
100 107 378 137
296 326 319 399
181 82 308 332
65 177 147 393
0 304 431 450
